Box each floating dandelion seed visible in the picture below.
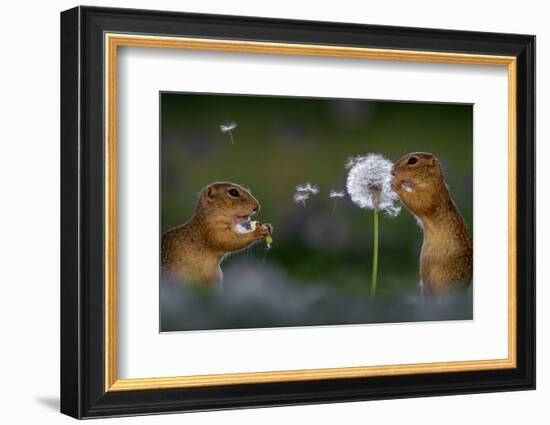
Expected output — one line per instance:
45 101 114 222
296 182 319 195
345 153 401 297
219 121 236 132
293 192 310 207
329 190 345 198
329 190 346 212
293 181 319 207
219 121 237 144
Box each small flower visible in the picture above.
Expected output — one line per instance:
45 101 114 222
345 153 401 217
265 234 273 250
219 121 237 144
296 182 320 195
293 192 310 206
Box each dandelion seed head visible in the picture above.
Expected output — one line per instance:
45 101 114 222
296 182 319 195
329 190 346 198
219 121 237 133
345 153 401 217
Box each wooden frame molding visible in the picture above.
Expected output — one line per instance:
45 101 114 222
104 33 518 392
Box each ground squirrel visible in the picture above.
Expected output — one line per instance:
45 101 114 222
391 152 472 294
161 182 273 287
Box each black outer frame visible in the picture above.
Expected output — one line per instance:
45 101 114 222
60 5 535 419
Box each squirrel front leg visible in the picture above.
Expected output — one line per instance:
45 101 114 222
231 223 272 250
256 223 273 238
247 223 273 242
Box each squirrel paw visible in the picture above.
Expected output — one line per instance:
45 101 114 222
254 223 273 238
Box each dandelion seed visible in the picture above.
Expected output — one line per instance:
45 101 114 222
345 153 401 297
219 121 237 144
219 122 236 132
402 182 414 193
234 218 256 234
329 190 346 212
293 181 319 208
293 192 310 207
296 182 319 195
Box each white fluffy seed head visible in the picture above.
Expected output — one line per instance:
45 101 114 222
345 153 401 217
219 121 237 133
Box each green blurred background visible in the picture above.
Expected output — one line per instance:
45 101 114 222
160 92 473 331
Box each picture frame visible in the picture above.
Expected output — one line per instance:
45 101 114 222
60 5 535 419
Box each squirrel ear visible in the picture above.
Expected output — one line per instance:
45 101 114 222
205 185 216 200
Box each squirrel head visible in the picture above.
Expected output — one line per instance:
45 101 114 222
195 182 260 226
391 152 447 217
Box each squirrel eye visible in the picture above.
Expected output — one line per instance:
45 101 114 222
228 188 240 197
407 156 418 165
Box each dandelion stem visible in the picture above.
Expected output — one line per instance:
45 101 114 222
370 207 379 297
229 131 234 144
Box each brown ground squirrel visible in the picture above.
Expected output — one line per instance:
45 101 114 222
161 182 273 287
391 152 472 294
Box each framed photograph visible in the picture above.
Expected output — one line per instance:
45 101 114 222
60 6 535 419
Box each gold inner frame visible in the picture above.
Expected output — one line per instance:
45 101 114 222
104 33 517 392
